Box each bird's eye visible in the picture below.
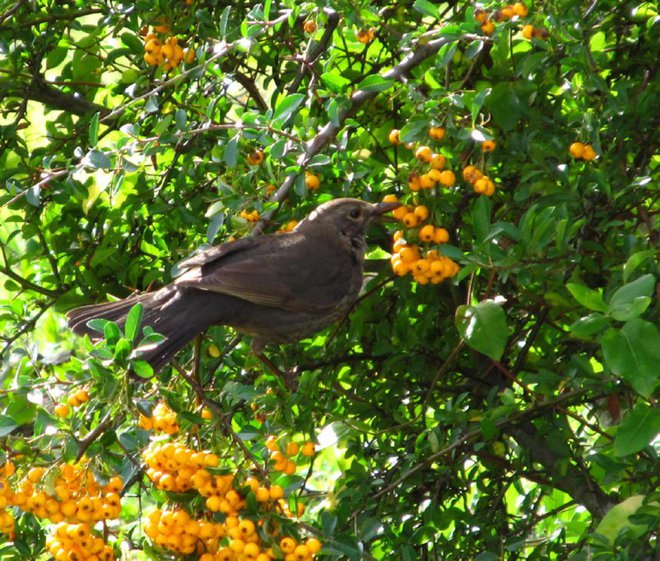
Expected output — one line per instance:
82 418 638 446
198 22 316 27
349 208 362 219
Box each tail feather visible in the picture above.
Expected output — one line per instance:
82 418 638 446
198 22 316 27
67 293 154 337
67 289 233 372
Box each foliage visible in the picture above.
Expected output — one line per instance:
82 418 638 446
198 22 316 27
1 0 658 560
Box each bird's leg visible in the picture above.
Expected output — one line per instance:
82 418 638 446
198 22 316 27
255 352 298 392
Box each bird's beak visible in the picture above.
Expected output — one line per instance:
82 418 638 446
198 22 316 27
371 201 401 216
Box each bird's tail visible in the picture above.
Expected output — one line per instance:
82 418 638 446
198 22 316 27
67 289 215 372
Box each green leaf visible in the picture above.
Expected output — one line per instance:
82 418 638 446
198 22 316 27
88 113 99 145
623 250 657 282
84 150 111 169
399 117 429 143
569 313 609 339
455 300 509 361
124 304 144 342
224 136 238 168
273 93 305 122
613 404 660 457
131 360 154 379
413 0 439 18
0 415 18 437
321 72 350 93
601 319 660 398
357 75 394 93
566 282 608 312
595 495 649 544
607 274 654 321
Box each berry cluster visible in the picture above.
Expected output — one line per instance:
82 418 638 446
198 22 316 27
569 142 598 161
240 209 261 223
46 522 115 561
142 20 195 71
388 223 460 284
54 388 90 418
356 28 377 44
139 401 180 434
463 165 496 196
140 437 321 560
0 461 16 539
143 508 226 556
266 436 315 476
475 3 531 36
8 463 122 524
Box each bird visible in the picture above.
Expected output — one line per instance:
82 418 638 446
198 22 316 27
67 198 400 372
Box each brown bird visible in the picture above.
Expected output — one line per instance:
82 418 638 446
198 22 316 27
67 198 399 371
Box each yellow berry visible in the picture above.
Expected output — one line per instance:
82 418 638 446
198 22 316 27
569 142 585 158
482 140 496 152
415 145 433 163
582 144 598 160
521 24 535 39
428 126 445 141
419 225 435 242
247 150 264 165
513 2 528 17
433 228 450 244
481 20 495 35
304 172 320 190
438 170 456 187
429 153 446 170
306 538 322 553
388 129 401 145
413 205 429 221
303 20 317 34
280 537 297 553
54 404 70 418
402 212 419 228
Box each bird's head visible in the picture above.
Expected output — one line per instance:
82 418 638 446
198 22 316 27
296 198 401 239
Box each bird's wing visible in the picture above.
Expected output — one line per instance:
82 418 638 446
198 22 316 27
175 232 357 312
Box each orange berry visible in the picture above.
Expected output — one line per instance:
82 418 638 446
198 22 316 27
582 144 598 160
438 170 456 187
481 20 495 35
306 538 322 553
388 129 401 145
408 172 421 192
294 544 311 560
303 20 317 34
391 258 410 276
419 225 435 242
304 171 320 190
54 403 70 418
247 150 264 165
513 2 528 17
382 194 398 204
269 485 284 500
280 537 297 553
413 205 429 221
201 408 213 420
415 145 433 163
286 442 300 456
569 142 585 158
521 24 535 39
255 487 271 502
284 460 297 475
402 213 419 228
433 228 450 244
474 8 487 23
429 153 446 170
419 174 436 190
74 389 89 404
428 126 445 141
399 246 419 263
482 140 496 152
462 165 483 183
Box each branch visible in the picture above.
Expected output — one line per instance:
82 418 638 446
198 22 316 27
508 424 614 518
264 33 487 218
